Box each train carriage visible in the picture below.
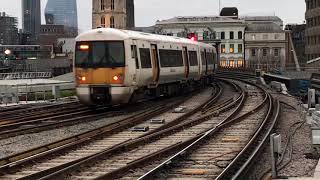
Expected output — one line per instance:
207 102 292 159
75 28 217 106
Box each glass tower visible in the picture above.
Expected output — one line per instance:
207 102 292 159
45 0 78 34
22 0 41 44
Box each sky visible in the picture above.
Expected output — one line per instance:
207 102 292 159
0 0 306 32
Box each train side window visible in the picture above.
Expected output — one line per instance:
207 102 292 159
139 48 152 68
188 51 198 66
131 45 139 69
159 50 183 67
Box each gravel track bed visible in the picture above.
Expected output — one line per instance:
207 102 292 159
248 93 318 179
122 80 265 179
0 114 131 159
62 90 237 179
0 88 216 179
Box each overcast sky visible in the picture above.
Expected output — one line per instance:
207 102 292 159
0 0 306 32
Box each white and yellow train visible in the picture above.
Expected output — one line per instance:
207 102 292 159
75 28 217 106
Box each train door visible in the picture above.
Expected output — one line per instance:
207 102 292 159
183 47 190 79
151 44 160 84
131 41 140 85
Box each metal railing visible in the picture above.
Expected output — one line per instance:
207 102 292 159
0 72 52 80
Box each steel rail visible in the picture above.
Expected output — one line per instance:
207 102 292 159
0 101 79 118
216 98 280 180
0 103 85 122
64 82 246 180
138 79 270 180
33 84 237 180
0 101 173 170
0 107 118 140
142 82 224 137
0 86 217 179
0 106 90 127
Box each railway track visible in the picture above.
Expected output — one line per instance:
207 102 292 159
0 105 123 140
29 78 276 180
16 80 243 180
215 70 256 80
0 101 80 120
0 84 225 180
136 79 279 180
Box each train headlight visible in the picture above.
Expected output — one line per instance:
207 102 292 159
112 75 123 83
79 76 86 82
113 75 119 81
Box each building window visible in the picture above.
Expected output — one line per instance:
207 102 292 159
274 48 280 57
110 16 115 28
221 44 226 53
263 48 268 57
203 31 209 40
230 31 234 39
100 0 105 10
111 0 115 10
252 34 256 40
230 44 234 53
100 16 105 27
221 32 225 40
238 44 243 53
251 49 256 57
238 31 242 39
263 34 268 40
275 34 280 40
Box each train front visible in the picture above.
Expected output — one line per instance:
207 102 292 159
74 29 132 106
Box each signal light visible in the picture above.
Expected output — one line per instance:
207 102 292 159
188 33 198 41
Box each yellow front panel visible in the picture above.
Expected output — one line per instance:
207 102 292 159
75 67 125 85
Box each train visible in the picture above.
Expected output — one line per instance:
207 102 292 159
74 28 217 106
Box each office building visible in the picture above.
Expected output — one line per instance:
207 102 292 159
0 12 19 45
22 0 41 44
45 0 78 36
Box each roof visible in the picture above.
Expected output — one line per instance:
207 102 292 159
76 28 214 48
155 16 245 25
246 23 283 32
241 16 283 22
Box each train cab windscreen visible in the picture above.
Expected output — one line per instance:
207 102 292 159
75 41 125 68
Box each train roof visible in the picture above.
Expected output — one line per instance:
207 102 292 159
76 28 214 49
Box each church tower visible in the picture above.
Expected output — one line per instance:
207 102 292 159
92 0 135 29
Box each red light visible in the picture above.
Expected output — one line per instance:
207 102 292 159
188 33 198 41
113 75 119 81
